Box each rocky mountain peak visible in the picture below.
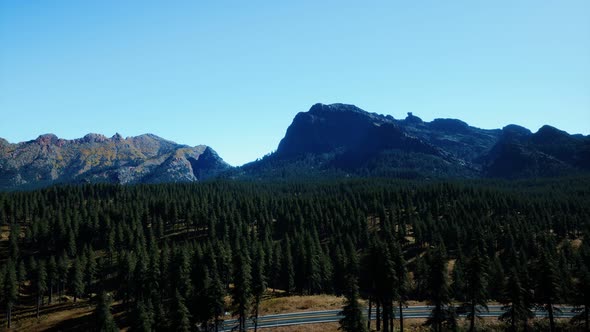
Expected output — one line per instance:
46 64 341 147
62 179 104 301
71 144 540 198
249 103 589 180
35 134 59 145
532 125 570 144
404 112 423 124
0 133 230 190
81 133 108 143
430 118 469 132
111 133 124 141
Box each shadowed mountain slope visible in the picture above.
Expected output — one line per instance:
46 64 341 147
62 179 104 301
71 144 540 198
240 103 589 179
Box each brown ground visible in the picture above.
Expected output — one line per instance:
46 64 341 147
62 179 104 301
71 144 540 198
259 294 346 315
262 322 340 332
5 300 94 332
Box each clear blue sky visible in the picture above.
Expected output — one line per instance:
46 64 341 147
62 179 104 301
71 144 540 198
1 1 589 166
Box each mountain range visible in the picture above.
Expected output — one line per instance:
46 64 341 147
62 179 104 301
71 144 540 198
2 103 589 189
0 133 229 190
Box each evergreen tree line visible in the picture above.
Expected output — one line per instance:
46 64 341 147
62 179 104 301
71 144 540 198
0 177 588 331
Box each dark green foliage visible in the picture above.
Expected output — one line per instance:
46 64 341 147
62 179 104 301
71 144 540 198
232 249 252 332
487 255 505 301
85 247 97 296
533 250 562 332
95 292 118 332
251 242 267 332
33 259 47 318
209 268 226 332
339 274 367 332
57 253 69 302
130 299 154 332
424 246 455 332
451 255 465 302
8 223 19 261
500 268 534 332
171 289 192 332
71 256 85 302
460 245 489 332
17 260 26 295
0 177 589 330
571 264 590 329
3 260 18 328
47 256 57 304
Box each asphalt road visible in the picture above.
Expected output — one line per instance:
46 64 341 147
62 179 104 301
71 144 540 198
221 305 577 331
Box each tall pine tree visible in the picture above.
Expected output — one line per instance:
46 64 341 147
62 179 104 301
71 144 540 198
339 274 367 332
460 245 488 332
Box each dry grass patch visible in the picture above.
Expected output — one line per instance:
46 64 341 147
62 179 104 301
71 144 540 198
0 225 9 241
259 294 346 315
570 238 582 249
7 300 94 332
263 321 340 332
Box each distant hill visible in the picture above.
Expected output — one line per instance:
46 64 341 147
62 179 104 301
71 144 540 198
0 133 229 190
239 103 590 179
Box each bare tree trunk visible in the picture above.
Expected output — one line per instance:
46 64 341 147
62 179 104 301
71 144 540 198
548 303 555 332
254 298 260 332
390 303 394 332
7 304 12 328
383 301 390 332
585 305 589 332
399 300 404 332
376 300 381 331
368 298 372 331
469 301 475 332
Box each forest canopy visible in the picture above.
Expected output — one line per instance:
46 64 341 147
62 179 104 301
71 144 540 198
1 177 589 331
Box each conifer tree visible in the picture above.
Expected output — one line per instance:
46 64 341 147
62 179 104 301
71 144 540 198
3 260 17 328
130 299 154 332
85 247 97 296
209 268 226 332
375 242 397 332
424 246 454 332
451 256 466 302
47 256 57 304
282 237 295 294
339 274 367 332
487 255 505 301
96 292 118 332
172 289 192 332
34 259 47 319
391 241 409 332
71 256 85 302
232 249 252 332
0 264 4 306
534 251 561 332
57 253 69 302
460 245 489 332
500 268 533 332
360 240 379 332
251 243 267 332
572 265 590 330
8 223 19 261
17 259 26 296
270 242 282 291
171 246 191 300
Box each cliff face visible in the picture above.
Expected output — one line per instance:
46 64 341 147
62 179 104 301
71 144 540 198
0 133 230 190
245 103 590 179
